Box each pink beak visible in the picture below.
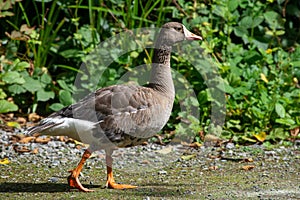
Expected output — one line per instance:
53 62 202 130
183 25 202 40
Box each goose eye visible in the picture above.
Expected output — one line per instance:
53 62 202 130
174 27 182 32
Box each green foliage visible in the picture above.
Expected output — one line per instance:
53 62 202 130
183 0 300 144
0 0 299 144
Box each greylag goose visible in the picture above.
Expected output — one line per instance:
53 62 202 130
26 22 202 192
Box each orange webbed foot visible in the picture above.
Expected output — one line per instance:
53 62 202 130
68 170 94 192
106 180 138 190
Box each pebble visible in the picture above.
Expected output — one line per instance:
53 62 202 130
158 170 167 175
225 142 235 149
48 177 59 183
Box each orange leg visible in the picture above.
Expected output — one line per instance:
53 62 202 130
105 149 137 189
68 149 94 192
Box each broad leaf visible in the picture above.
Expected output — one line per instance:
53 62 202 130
275 103 285 118
37 89 55 101
2 71 25 84
0 100 18 113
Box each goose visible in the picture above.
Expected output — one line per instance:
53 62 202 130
26 22 202 192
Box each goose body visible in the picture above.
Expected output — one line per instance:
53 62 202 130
26 22 202 192
34 84 173 148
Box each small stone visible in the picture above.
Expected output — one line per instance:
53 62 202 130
68 143 76 148
158 170 167 175
226 142 235 149
47 141 58 148
48 177 59 183
49 160 60 167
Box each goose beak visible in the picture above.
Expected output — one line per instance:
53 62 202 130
183 25 202 40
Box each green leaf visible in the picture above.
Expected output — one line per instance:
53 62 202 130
275 103 285 118
228 0 239 12
8 85 26 94
40 73 52 84
268 128 287 140
275 30 285 36
49 103 65 111
189 96 199 107
198 90 208 105
0 89 7 99
264 11 285 29
15 61 30 71
59 90 73 106
2 71 25 84
176 89 188 101
59 49 84 59
37 89 55 101
224 82 235 94
0 100 18 113
23 76 42 92
130 51 139 58
252 17 264 28
252 106 264 119
57 80 73 92
240 16 253 29
0 11 14 18
241 136 257 143
275 118 295 126
234 26 248 37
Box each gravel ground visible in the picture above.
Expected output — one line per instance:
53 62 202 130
1 129 300 199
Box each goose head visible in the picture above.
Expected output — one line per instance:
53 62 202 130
156 22 202 47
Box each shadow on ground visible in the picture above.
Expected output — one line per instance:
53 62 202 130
0 182 100 193
0 182 193 197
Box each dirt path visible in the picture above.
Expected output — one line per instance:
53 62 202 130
0 131 300 199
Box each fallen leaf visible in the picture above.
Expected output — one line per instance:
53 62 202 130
290 127 299 137
244 158 254 162
32 133 41 137
204 134 223 147
253 132 267 142
74 140 88 146
10 134 25 143
209 166 218 170
19 136 35 143
208 154 221 159
181 154 196 161
6 121 21 129
141 160 150 164
153 134 164 145
17 117 27 125
155 146 173 154
13 145 31 153
242 165 255 170
181 141 202 148
28 113 41 122
35 137 51 144
32 148 39 154
204 134 222 142
0 158 10 165
7 113 14 119
58 136 66 142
